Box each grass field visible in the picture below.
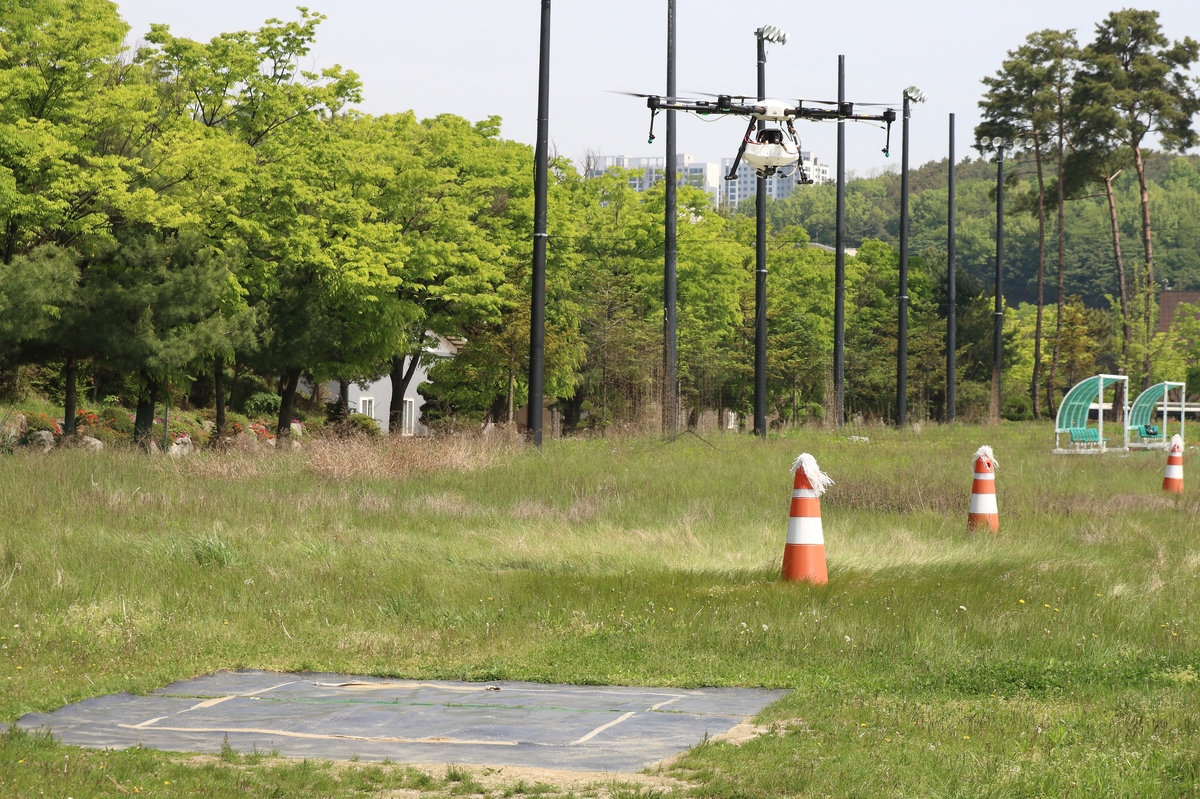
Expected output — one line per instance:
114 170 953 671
1 423 1198 797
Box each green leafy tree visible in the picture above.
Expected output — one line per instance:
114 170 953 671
1073 9 1200 386
140 9 372 437
978 29 1078 417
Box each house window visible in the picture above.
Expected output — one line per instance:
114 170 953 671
359 397 375 419
403 398 416 436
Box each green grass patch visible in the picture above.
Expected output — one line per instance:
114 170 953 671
0 424 1198 796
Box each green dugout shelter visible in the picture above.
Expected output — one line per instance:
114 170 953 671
1126 381 1186 450
1053 374 1129 454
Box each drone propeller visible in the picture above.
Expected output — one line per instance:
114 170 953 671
683 90 753 99
608 90 708 105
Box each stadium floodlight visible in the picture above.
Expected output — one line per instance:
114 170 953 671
757 25 787 44
903 86 927 104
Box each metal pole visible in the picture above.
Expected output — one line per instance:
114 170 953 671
946 113 956 422
991 145 1005 424
754 30 767 438
528 0 551 448
834 55 846 427
663 0 677 438
897 95 910 428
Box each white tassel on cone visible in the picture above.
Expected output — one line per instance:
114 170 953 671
972 445 997 470
791 453 834 495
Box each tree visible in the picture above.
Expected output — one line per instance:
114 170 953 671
1073 9 1200 387
0 246 77 359
978 29 1078 419
141 8 366 438
81 234 247 446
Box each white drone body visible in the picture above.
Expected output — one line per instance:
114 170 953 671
752 99 793 122
744 138 798 176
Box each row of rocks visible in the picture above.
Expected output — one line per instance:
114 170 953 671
3 412 305 454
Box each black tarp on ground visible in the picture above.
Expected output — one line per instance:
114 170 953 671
17 670 788 772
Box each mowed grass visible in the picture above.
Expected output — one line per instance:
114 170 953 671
1 424 1198 797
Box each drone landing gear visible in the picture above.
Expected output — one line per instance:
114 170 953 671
724 118 760 181
647 108 659 144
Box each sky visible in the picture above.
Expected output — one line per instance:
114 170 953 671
113 0 1200 174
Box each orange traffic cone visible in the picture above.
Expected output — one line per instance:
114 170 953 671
1163 434 1184 494
782 453 833 584
967 445 999 532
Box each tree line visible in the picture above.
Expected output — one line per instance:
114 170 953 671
1 3 1198 445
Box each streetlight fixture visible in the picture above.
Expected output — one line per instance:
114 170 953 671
896 85 926 428
758 25 788 44
752 24 786 439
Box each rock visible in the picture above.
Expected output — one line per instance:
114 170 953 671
79 435 104 452
201 420 215 433
168 434 194 458
29 430 55 453
234 432 260 452
290 421 303 438
1 413 27 444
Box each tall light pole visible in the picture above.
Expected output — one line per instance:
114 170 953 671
992 139 1004 425
528 0 551 447
897 86 925 428
754 24 786 439
663 0 677 438
977 135 1026 424
834 55 846 427
946 114 957 423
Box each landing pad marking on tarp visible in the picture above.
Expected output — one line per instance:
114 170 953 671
18 670 788 772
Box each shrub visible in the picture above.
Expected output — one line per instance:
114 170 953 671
346 413 381 437
1002 394 1034 422
77 424 126 448
244 391 281 421
99 407 134 434
22 411 60 435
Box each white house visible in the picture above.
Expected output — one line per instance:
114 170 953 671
327 334 460 435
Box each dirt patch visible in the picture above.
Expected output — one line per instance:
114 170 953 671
408 763 687 797
651 716 799 770
176 755 688 797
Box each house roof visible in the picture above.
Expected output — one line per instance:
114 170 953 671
1159 291 1200 333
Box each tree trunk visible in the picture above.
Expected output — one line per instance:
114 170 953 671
214 355 227 442
338 379 350 421
1132 144 1155 388
1032 137 1046 420
1103 173 1131 354
134 377 158 450
276 367 303 439
387 353 421 435
507 367 515 424
228 357 243 412
63 354 77 437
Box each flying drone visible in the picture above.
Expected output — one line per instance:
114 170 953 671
622 92 898 181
